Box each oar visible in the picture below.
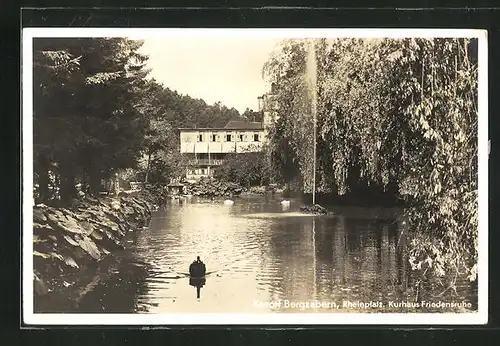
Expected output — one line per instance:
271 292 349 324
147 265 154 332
177 270 217 277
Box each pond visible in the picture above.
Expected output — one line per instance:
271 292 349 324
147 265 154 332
70 195 477 314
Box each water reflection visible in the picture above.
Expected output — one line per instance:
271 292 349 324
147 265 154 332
189 277 206 300
67 195 476 314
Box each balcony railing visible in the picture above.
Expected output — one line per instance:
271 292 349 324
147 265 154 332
188 159 223 166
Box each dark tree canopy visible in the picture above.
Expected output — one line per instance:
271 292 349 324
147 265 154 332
34 38 150 203
33 37 248 198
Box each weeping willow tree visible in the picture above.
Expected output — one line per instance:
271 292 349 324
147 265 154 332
385 38 479 285
263 37 479 286
263 39 317 193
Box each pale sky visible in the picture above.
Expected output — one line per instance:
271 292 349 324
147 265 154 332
139 38 283 113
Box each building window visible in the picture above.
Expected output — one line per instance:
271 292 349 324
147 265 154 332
226 134 232 142
239 134 244 142
254 133 260 142
198 134 203 142
212 134 217 142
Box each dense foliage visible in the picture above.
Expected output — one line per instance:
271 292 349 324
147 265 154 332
33 38 248 200
213 146 272 188
263 38 479 285
34 38 150 204
241 108 264 123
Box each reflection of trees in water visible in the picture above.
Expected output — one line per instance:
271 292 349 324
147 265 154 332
262 212 403 304
73 252 154 313
35 231 155 314
337 217 399 301
314 218 336 294
252 207 475 310
261 220 316 302
237 203 475 311
314 218 334 263
333 216 347 286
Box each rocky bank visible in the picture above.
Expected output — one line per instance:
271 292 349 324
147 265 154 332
183 178 283 198
32 190 156 304
299 204 329 215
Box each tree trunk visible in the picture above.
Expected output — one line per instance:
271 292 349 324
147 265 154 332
144 151 153 183
59 161 77 206
88 168 102 196
36 155 50 203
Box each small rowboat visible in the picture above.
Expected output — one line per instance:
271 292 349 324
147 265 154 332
189 262 206 278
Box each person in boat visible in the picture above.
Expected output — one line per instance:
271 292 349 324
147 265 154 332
189 256 206 277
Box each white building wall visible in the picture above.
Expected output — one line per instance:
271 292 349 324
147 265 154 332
180 129 266 154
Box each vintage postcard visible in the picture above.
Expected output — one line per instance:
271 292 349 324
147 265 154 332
22 28 488 325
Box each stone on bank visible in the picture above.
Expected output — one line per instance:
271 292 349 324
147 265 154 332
32 191 155 300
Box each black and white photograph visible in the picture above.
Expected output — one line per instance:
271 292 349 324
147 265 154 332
22 28 488 325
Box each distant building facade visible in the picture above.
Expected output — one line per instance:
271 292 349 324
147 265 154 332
179 90 278 181
179 121 265 180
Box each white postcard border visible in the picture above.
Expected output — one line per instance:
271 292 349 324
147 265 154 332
22 28 489 326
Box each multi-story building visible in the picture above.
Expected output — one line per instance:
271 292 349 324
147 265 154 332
179 90 278 181
179 121 265 180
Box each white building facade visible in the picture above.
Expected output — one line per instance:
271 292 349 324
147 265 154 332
179 122 265 180
179 91 278 181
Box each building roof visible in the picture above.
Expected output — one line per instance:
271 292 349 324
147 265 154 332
224 121 263 130
178 120 263 132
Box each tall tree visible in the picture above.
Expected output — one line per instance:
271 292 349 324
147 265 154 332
242 108 263 122
34 38 150 203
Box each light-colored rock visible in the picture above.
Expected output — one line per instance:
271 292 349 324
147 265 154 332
33 191 155 300
76 235 101 261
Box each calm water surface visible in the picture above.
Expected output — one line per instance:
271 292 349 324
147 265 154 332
69 195 477 314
